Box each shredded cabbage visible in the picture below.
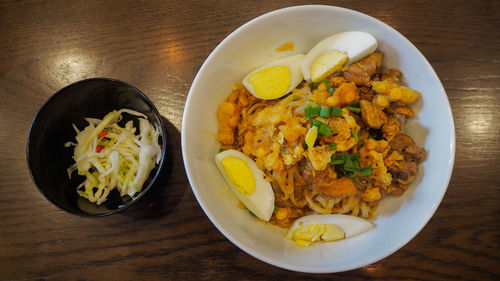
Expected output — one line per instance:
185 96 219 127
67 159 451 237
66 108 162 205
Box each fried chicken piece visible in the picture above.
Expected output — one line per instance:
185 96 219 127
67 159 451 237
382 116 402 142
387 106 414 117
343 52 383 87
388 161 418 185
387 182 408 196
381 69 403 85
359 86 375 102
389 134 426 163
360 99 387 129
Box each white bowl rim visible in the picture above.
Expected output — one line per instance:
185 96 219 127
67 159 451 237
182 4 455 273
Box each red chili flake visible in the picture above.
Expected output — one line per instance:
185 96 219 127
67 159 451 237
96 145 105 153
98 130 108 138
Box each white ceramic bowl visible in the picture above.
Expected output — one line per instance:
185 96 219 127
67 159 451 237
182 5 455 273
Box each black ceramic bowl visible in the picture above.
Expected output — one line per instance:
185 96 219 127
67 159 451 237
27 78 167 216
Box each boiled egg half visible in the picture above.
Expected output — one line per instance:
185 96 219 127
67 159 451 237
302 31 378 82
242 53 305 100
286 214 374 246
215 149 275 221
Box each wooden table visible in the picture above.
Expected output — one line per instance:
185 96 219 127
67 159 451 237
1 1 498 280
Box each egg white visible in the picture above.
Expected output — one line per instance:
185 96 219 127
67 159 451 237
286 214 374 240
214 149 275 221
242 53 305 100
301 31 378 81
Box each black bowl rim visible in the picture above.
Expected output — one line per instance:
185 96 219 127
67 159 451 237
26 77 167 217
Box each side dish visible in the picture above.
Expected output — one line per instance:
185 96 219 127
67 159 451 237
215 31 426 246
66 108 162 205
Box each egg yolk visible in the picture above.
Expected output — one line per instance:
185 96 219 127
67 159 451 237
248 66 291 99
310 50 348 82
292 223 345 247
221 156 255 195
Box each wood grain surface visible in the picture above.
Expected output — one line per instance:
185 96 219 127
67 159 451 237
1 0 499 280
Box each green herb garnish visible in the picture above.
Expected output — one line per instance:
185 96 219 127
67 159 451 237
310 118 332 137
349 100 360 107
320 105 331 118
310 118 322 127
330 152 347 165
352 130 363 146
318 123 332 136
346 106 361 113
331 106 342 117
358 164 373 176
330 152 372 179
305 104 321 119
328 143 337 151
322 79 335 94
308 82 320 91
322 79 332 89
280 146 286 151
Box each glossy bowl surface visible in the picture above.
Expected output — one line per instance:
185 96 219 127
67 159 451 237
182 5 455 273
27 78 166 216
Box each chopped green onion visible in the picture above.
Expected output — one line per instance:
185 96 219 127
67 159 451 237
310 118 323 128
344 155 354 171
308 82 320 91
331 159 345 165
346 106 361 113
331 129 338 136
305 104 321 119
273 204 279 214
219 148 226 153
330 152 365 179
302 140 307 149
330 152 346 165
280 146 286 151
328 143 337 151
310 119 332 137
352 130 360 142
349 100 360 107
320 106 331 118
322 79 335 94
318 124 332 136
322 79 332 89
331 106 343 117
359 165 373 176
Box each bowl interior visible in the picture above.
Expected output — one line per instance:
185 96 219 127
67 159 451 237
28 78 166 216
182 5 455 273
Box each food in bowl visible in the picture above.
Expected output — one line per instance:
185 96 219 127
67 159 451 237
66 108 162 205
215 31 425 246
